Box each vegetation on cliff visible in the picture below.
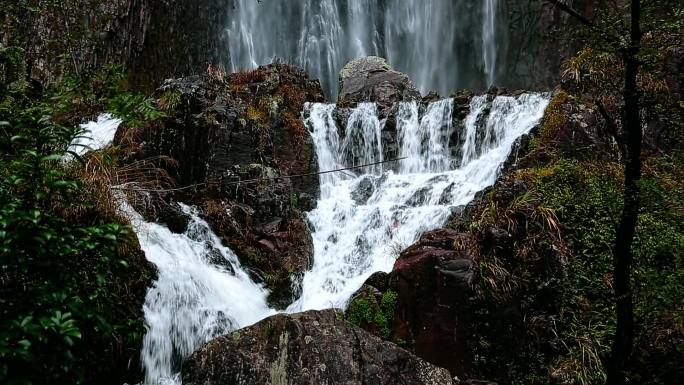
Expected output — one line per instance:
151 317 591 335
0 65 161 384
1 1 683 385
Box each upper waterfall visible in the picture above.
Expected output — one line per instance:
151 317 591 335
226 0 503 97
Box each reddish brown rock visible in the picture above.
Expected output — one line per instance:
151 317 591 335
348 229 479 378
390 229 478 377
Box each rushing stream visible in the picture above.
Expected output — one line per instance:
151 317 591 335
123 205 275 385
291 93 550 310
110 92 549 383
226 0 502 96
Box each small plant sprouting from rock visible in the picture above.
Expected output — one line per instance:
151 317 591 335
347 290 398 340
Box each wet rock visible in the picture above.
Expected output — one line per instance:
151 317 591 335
132 64 324 196
297 192 316 212
390 229 477 376
514 92 617 167
202 199 313 309
365 271 390 292
338 56 421 115
347 229 478 378
155 202 191 234
182 310 454 385
351 176 376 205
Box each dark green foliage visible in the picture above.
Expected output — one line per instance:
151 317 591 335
451 148 683 384
0 67 155 385
347 290 398 339
45 65 164 127
536 158 684 384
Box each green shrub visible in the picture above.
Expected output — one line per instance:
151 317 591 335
0 70 153 385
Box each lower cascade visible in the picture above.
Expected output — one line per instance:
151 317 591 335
130 93 550 384
119 204 275 385
291 93 550 310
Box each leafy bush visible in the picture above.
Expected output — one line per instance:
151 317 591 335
0 70 153 385
347 290 398 339
533 158 684 384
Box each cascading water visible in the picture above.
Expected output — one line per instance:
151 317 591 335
110 92 548 384
290 93 550 311
67 113 122 157
119 203 275 385
226 0 505 96
483 0 500 86
341 103 384 173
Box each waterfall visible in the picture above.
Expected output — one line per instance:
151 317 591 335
67 114 122 157
226 0 504 96
291 93 550 311
341 103 384 174
118 203 275 385
105 93 549 384
483 0 499 86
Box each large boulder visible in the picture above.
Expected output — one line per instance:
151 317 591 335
347 229 478 378
182 309 454 385
338 56 421 113
335 57 422 165
131 63 324 196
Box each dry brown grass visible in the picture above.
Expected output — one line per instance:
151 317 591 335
229 68 267 85
206 62 227 82
65 148 177 222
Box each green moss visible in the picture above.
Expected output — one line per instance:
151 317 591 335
529 91 570 152
158 89 181 113
347 290 398 339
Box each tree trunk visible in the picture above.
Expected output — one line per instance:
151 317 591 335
607 1 642 384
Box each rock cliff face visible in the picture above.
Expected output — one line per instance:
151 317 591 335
501 0 597 89
117 63 324 308
182 310 454 385
1 0 231 91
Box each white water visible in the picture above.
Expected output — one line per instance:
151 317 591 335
290 93 550 311
67 113 122 157
483 0 500 87
119 203 275 385
109 93 549 384
226 0 503 96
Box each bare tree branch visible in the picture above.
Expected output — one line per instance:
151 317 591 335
544 0 596 28
543 0 624 49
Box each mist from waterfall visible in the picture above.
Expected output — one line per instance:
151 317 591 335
225 0 505 96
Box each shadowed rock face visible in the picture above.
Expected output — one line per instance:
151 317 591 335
117 63 324 308
182 309 454 385
2 0 232 91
